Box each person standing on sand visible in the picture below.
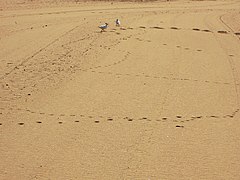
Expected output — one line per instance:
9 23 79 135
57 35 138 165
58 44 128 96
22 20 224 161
116 19 120 26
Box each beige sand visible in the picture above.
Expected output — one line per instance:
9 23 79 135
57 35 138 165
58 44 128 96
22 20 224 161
1 0 240 179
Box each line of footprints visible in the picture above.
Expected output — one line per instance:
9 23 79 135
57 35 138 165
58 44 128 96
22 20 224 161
127 26 240 36
73 50 237 87
113 26 237 57
75 54 238 86
86 70 239 86
0 108 239 128
135 38 207 53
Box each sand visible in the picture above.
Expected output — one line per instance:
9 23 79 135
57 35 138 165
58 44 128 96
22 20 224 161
1 0 240 179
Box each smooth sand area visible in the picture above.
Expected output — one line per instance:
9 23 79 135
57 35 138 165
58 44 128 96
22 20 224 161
1 0 240 179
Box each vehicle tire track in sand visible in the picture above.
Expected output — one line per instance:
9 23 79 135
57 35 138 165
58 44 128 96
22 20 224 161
0 24 144 102
0 24 81 80
1 1 238 18
219 14 240 106
204 12 240 109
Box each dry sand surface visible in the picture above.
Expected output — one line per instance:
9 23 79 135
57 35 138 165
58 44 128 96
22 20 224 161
1 0 240 179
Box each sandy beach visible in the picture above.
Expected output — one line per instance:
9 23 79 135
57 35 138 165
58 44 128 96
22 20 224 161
1 0 240 179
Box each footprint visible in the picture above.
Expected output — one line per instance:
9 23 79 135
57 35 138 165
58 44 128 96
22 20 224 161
162 117 167 120
139 26 146 29
152 26 164 29
223 115 233 118
176 125 184 128
107 118 113 121
58 122 63 124
36 121 42 124
202 29 211 32
94 120 100 123
235 32 240 35
136 38 143 41
0 123 2 125
192 116 202 119
176 116 182 118
197 49 202 52
170 27 179 30
210 115 219 118
218 30 228 34
192 28 200 31
18 122 24 125
128 119 133 121
74 120 79 123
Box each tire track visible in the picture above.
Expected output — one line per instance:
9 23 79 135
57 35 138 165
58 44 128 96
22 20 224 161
205 13 240 108
0 24 81 80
